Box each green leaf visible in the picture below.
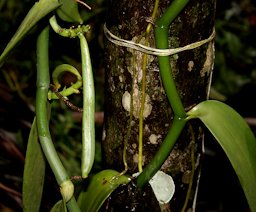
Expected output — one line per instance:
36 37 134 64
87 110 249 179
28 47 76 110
0 0 61 67
56 0 83 23
78 170 131 212
187 100 256 212
80 8 105 23
22 118 45 212
50 200 66 212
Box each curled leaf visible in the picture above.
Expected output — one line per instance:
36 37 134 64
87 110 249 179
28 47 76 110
78 170 131 212
56 0 83 23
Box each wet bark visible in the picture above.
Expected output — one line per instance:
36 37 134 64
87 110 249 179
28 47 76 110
103 0 216 211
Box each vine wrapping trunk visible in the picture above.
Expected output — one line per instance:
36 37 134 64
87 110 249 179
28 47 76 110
103 0 215 210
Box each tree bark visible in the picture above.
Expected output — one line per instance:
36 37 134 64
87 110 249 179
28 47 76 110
103 0 215 211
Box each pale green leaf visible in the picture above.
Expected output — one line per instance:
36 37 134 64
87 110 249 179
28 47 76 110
0 0 61 67
56 0 83 23
78 169 131 212
22 118 45 212
187 100 256 212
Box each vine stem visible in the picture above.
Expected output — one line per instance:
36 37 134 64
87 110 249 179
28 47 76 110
137 117 186 187
138 0 159 173
137 0 190 187
155 0 190 118
36 25 80 211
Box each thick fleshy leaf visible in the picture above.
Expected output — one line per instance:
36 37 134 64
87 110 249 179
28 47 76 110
187 100 256 212
50 200 66 212
22 118 45 212
56 0 82 23
78 170 131 212
80 8 105 23
0 0 61 67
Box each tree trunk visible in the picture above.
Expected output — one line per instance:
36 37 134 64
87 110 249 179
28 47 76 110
103 0 216 211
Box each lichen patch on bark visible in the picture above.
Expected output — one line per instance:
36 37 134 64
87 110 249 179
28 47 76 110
187 60 194 72
127 35 154 83
133 153 145 166
148 134 160 145
200 41 215 77
121 87 153 118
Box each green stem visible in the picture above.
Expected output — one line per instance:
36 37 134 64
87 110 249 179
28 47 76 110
36 26 79 210
49 15 90 38
138 0 159 173
156 0 190 27
78 33 95 179
155 0 190 118
67 197 82 212
137 117 186 187
136 0 190 187
36 26 68 185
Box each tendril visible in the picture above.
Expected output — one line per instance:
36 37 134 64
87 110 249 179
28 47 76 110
49 15 90 38
48 64 82 100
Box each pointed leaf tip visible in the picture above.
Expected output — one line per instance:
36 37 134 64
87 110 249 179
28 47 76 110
187 100 256 212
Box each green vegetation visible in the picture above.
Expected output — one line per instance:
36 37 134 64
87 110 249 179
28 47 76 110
0 0 255 211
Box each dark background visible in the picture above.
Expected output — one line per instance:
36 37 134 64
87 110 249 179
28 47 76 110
0 0 256 211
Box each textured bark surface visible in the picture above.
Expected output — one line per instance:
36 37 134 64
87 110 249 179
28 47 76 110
103 0 215 211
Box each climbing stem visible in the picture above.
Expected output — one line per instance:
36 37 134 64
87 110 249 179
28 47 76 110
156 0 190 27
137 0 190 187
138 0 159 173
138 48 147 172
155 0 190 118
36 26 79 209
36 25 69 185
137 117 187 188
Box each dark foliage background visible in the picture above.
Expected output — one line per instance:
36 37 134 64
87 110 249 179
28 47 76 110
0 0 255 211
